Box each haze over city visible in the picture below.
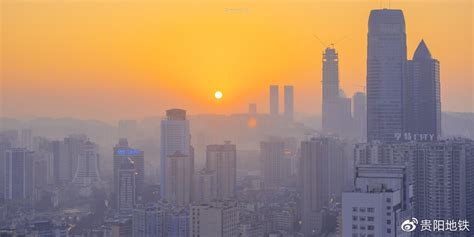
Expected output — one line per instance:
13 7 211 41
1 1 474 237
2 0 473 121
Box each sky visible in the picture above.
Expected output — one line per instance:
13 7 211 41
1 0 473 122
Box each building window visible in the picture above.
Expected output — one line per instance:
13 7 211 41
368 217 374 221
368 225 374 230
367 208 374 213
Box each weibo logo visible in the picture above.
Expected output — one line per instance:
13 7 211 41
401 218 418 232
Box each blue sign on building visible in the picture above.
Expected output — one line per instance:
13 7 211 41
115 148 142 156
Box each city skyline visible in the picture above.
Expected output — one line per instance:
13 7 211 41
2 0 473 121
0 2 473 237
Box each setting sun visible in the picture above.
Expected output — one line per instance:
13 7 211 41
214 91 223 100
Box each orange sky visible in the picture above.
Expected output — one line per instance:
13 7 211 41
1 0 473 121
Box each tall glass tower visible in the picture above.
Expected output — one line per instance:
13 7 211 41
366 9 407 142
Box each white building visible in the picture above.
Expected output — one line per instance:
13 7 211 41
160 109 191 199
342 164 412 237
190 200 240 237
343 190 401 237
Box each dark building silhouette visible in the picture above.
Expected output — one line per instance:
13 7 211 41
322 47 352 137
269 85 279 116
406 40 441 139
322 47 340 133
284 85 294 121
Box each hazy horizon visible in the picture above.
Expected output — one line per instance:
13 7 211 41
2 0 473 121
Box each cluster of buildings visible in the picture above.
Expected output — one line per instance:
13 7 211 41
0 7 472 237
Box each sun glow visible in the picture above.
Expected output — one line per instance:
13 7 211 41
214 91 223 100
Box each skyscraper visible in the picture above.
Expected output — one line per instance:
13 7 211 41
300 137 350 236
406 40 441 139
269 85 279 116
114 138 144 200
117 158 136 213
160 109 191 199
64 134 88 182
3 148 34 200
321 47 353 137
51 140 68 185
72 141 101 187
164 152 192 206
260 139 285 189
366 9 407 142
205 141 236 199
322 47 340 133
284 85 294 121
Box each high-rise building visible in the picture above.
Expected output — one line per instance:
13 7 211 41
406 40 441 139
321 47 353 137
205 141 236 199
160 109 191 199
117 158 136 213
164 152 192 206
322 47 340 133
300 137 350 236
352 92 367 140
269 85 279 116
64 134 88 182
0 134 15 200
114 138 144 200
3 148 34 200
366 9 407 142
190 201 239 237
260 139 285 189
72 141 101 186
412 140 474 237
33 151 54 189
193 168 217 203
284 85 294 121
